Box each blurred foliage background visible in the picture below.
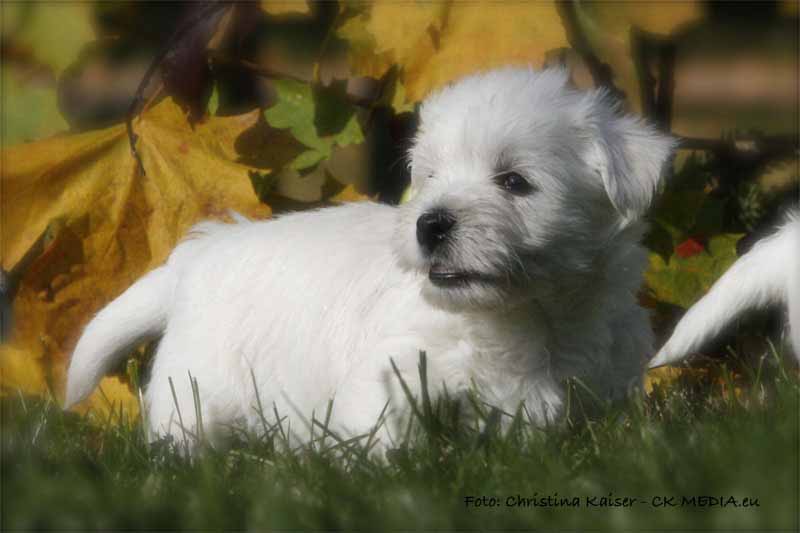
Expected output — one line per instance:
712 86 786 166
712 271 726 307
0 0 798 418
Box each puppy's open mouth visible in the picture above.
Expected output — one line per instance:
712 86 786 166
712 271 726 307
428 266 495 287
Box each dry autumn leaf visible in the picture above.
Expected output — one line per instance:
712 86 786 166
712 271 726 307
409 2 568 101
340 1 568 103
1 98 272 415
337 2 444 85
644 366 707 395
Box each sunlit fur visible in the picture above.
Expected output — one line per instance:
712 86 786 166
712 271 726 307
65 67 675 451
651 210 800 368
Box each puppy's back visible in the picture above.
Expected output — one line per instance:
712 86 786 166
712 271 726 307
144 201 425 439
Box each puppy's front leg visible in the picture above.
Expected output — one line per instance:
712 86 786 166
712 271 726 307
330 370 397 453
332 343 470 454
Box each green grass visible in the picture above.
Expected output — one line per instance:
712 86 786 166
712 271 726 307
2 351 799 531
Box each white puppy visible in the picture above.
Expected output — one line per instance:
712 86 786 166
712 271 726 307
65 67 674 450
650 210 800 368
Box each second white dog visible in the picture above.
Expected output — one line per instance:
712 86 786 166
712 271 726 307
65 67 675 450
651 210 799 368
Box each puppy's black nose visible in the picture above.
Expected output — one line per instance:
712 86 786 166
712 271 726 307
417 209 456 254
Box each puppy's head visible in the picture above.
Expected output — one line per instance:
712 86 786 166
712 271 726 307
394 67 675 310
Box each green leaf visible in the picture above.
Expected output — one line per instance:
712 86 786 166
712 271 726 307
389 80 415 114
334 113 365 146
264 79 365 174
208 83 220 116
264 80 328 151
646 152 727 260
645 233 744 309
652 189 707 238
291 149 328 171
313 80 356 136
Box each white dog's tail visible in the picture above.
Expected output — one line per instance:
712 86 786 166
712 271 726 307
650 211 799 368
64 266 174 408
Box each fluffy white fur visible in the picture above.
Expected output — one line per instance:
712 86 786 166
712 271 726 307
650 210 800 368
65 67 675 450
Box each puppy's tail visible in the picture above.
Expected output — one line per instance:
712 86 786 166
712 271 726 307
650 211 799 368
64 266 174 408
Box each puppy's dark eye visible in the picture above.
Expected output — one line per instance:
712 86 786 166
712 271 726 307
495 172 534 196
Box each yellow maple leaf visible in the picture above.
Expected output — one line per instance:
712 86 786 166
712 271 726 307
337 2 445 89
73 376 142 425
644 366 711 395
409 2 569 101
341 2 568 102
1 99 272 415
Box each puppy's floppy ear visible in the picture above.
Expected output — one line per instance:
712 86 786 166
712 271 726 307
589 107 677 220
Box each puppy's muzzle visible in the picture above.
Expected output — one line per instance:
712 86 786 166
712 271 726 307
416 209 456 255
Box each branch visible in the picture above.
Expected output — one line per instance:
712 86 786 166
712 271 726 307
677 135 799 160
556 0 625 102
631 27 676 130
126 1 231 176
